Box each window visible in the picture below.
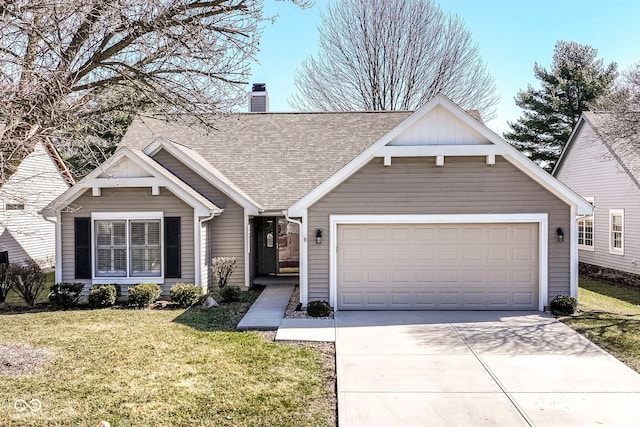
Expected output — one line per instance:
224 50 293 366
4 201 25 211
578 197 594 251
609 209 624 255
93 213 163 279
578 217 594 250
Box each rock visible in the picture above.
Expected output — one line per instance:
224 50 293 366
203 295 218 308
97 421 110 427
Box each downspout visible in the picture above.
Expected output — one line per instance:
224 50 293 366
197 209 222 289
42 211 62 283
283 210 306 306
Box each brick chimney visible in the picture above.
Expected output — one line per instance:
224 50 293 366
248 83 269 112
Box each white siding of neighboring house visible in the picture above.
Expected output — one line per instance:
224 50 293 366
0 142 70 267
556 123 640 275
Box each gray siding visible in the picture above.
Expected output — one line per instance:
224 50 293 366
60 187 194 294
249 218 258 284
308 156 571 302
556 125 640 275
153 149 246 287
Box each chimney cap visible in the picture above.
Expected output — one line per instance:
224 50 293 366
252 83 266 92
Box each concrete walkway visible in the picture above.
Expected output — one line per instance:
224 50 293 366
336 311 640 426
236 284 294 330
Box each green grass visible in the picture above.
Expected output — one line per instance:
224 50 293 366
562 278 640 373
0 290 333 427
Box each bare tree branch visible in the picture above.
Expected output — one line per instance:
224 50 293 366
289 0 497 119
0 0 310 181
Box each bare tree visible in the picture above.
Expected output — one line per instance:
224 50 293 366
588 63 640 142
289 0 498 118
0 0 309 182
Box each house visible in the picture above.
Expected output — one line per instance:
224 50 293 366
43 93 591 311
554 111 640 278
0 140 74 267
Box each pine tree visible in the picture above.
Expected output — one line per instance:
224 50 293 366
504 41 617 171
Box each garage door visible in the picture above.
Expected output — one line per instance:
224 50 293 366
337 223 538 310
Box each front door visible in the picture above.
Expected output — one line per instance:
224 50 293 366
257 217 277 275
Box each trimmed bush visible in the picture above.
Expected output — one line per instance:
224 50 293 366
307 300 332 318
49 282 84 309
0 263 10 304
89 285 118 308
6 260 47 306
219 285 241 303
128 283 161 308
170 283 203 308
550 295 578 315
211 257 237 290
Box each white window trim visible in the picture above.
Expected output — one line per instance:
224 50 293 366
609 209 624 255
91 212 164 284
577 197 595 252
328 213 548 312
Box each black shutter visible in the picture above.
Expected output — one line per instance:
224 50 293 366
165 217 181 278
74 217 91 279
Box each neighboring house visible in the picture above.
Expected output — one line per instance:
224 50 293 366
0 141 74 267
554 111 640 277
44 94 591 311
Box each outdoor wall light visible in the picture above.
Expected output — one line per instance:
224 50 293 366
556 227 564 243
315 229 323 244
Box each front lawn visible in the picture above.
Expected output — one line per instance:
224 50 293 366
561 278 640 373
0 292 333 426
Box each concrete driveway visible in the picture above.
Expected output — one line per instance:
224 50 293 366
335 311 640 426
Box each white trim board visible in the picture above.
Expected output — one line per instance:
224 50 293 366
328 214 549 312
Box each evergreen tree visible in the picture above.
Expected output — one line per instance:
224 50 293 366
504 41 617 171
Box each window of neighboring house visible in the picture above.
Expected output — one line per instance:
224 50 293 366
93 213 162 279
578 197 595 251
609 209 624 255
4 201 25 212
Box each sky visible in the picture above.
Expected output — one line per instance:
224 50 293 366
247 0 640 134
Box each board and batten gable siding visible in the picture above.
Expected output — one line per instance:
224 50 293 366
307 156 572 302
152 149 246 287
556 124 640 274
60 187 195 293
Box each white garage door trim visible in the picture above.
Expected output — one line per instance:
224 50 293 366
329 214 549 311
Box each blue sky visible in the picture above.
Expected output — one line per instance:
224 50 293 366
248 0 640 133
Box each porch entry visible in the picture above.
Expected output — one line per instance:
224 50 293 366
257 217 300 275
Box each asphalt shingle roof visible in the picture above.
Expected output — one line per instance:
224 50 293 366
120 111 412 209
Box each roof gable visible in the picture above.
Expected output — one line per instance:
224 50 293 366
97 155 154 179
387 104 490 146
44 147 220 217
289 94 593 216
556 112 640 190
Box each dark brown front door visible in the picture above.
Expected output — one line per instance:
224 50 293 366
257 217 277 275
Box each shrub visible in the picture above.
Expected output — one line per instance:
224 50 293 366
6 260 47 306
128 283 161 308
170 283 203 308
307 300 332 317
49 282 84 309
89 285 118 308
211 257 237 290
219 285 241 303
550 295 578 315
0 263 10 304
